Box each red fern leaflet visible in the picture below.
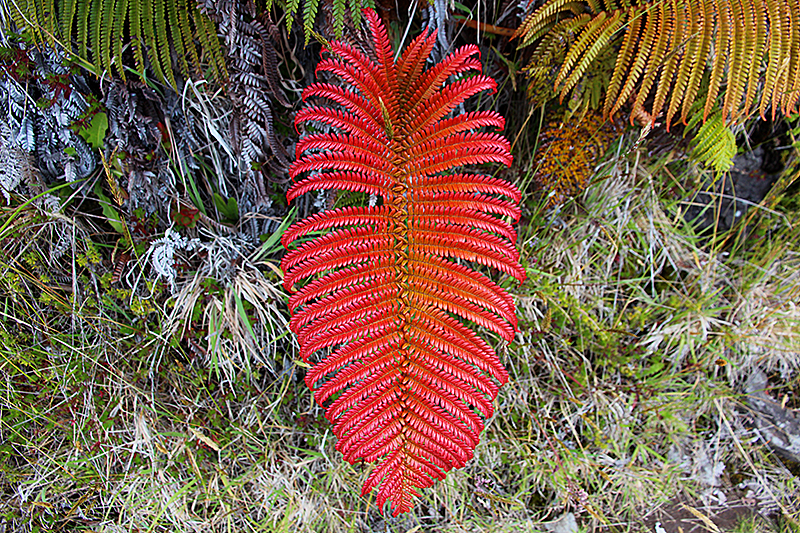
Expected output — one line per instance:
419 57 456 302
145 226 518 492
281 9 525 515
111 252 131 284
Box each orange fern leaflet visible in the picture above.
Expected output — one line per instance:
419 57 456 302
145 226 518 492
280 9 525 515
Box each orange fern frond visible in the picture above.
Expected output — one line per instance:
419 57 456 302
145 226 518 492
516 0 800 126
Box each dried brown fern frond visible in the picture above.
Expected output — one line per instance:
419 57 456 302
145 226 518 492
199 0 291 177
515 0 800 127
533 110 620 205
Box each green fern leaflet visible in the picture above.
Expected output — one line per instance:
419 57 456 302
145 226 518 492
8 0 227 87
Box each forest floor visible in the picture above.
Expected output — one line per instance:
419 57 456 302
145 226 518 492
2 131 799 532
1 33 800 533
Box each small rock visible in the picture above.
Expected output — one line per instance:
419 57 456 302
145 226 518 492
545 512 579 533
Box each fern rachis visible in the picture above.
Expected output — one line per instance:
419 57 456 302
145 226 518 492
281 9 524 515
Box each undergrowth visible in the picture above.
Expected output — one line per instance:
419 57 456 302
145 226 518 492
2 123 799 531
1 9 800 532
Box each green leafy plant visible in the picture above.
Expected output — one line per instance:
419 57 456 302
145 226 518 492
73 98 108 149
687 107 737 173
7 0 227 86
270 0 375 41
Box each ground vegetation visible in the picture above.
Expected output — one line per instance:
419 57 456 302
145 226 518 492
0 0 799 531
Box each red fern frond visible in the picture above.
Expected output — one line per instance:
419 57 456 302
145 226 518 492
281 9 525 515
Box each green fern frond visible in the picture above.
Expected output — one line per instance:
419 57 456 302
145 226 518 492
178 3 200 76
687 107 737 173
7 1 27 40
61 0 78 43
31 0 49 42
143 0 167 83
332 0 346 37
100 0 116 76
348 0 362 27
285 0 301 34
194 10 227 82
303 0 321 45
153 0 177 87
76 0 91 59
112 0 127 79
165 0 189 78
12 0 227 87
140 0 164 82
283 0 374 45
89 0 103 70
128 0 145 73
39 0 58 40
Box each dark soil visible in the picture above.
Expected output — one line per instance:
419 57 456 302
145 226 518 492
641 492 772 533
682 145 782 236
